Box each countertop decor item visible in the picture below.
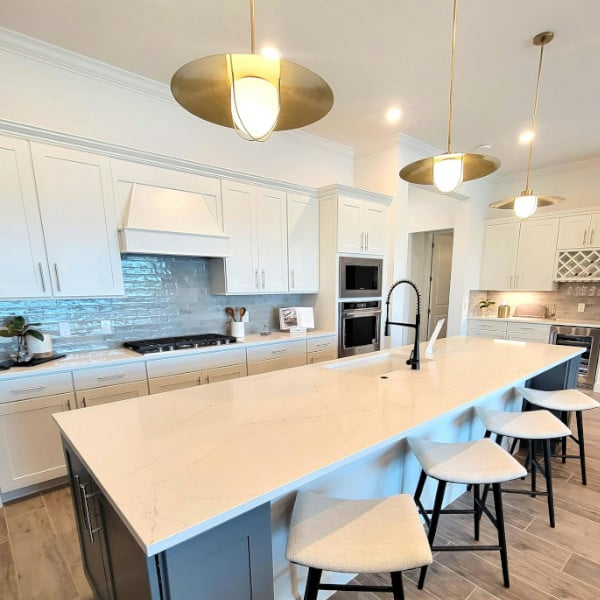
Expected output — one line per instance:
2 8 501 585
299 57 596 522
399 0 500 193
0 316 44 364
170 0 333 142
497 301 510 318
489 32 564 218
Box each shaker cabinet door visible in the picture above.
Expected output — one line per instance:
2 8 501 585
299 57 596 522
30 143 124 297
0 135 51 298
287 192 319 292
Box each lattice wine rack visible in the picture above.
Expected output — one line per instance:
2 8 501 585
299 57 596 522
555 249 600 281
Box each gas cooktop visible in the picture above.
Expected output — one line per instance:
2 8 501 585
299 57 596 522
124 333 236 354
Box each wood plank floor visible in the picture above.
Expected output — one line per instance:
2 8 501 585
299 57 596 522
0 394 598 600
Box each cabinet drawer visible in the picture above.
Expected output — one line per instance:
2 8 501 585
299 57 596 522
307 336 337 353
0 372 73 402
246 340 306 362
506 322 551 343
203 363 247 384
146 347 246 378
73 362 147 390
148 371 203 395
247 354 306 375
76 380 149 408
308 349 337 364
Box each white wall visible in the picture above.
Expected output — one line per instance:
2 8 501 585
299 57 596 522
0 31 353 188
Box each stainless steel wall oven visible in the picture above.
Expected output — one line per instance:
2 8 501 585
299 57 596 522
338 301 381 357
550 325 600 388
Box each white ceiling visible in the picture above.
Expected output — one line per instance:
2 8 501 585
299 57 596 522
1 0 599 174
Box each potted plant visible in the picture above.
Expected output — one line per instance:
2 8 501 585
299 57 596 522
0 316 44 363
478 299 495 317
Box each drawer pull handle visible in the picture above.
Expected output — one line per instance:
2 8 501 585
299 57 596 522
11 385 47 393
96 373 126 381
271 349 288 354
315 343 330 348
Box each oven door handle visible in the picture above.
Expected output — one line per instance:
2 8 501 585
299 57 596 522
342 311 381 318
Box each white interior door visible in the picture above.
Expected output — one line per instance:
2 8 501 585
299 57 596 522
428 231 454 338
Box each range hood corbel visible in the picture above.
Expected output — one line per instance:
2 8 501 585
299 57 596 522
119 183 230 257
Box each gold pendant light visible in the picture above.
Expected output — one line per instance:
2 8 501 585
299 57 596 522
489 31 564 218
171 0 334 142
399 0 500 192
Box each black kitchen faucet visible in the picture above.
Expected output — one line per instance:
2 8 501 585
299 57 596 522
384 279 422 370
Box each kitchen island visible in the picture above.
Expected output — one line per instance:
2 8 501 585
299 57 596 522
54 336 582 600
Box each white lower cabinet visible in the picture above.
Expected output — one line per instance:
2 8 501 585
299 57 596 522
307 335 338 364
73 362 148 408
147 348 247 394
467 319 507 339
506 322 551 343
308 349 337 364
0 372 74 493
246 339 307 375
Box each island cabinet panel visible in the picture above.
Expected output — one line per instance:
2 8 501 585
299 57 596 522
65 441 273 600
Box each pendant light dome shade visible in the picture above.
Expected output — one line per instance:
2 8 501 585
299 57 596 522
399 0 500 192
490 32 564 217
171 1 333 141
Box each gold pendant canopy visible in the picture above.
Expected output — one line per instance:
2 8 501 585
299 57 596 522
399 152 501 186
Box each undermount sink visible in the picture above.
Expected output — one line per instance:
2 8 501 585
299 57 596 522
324 352 432 377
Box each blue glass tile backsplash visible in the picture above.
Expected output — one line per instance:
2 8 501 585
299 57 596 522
0 255 312 357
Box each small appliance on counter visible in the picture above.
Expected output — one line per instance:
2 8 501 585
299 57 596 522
497 300 510 318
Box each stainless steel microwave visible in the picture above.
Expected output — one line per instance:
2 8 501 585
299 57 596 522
339 257 383 298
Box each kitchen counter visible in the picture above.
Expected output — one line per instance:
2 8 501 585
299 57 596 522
0 329 336 380
469 315 600 328
54 336 581 557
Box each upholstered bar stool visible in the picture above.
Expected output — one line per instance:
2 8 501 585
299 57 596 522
286 491 433 600
475 406 570 527
518 387 600 485
408 437 527 589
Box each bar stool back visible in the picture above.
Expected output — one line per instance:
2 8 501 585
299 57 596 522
286 491 432 600
408 437 526 589
517 387 599 485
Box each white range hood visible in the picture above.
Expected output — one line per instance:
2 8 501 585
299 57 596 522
119 183 230 257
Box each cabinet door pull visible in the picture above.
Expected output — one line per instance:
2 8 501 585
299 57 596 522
96 373 126 381
77 478 102 543
53 263 62 292
360 232 364 251
82 397 87 408
583 230 588 246
591 229 595 245
254 269 259 290
11 385 47 394
514 274 518 288
38 263 47 292
291 268 295 289
261 269 266 289
365 232 369 251
205 374 211 385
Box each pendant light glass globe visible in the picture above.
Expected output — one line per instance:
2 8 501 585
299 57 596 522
513 193 538 219
433 153 464 193
231 76 280 141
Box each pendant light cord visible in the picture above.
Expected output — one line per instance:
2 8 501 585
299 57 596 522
446 0 458 154
250 0 256 53
525 34 548 191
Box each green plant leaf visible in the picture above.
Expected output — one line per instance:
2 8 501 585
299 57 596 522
26 329 44 341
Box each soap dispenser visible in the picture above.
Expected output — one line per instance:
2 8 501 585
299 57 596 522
497 300 510 319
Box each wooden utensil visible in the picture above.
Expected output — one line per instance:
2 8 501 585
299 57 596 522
239 307 246 321
225 307 235 321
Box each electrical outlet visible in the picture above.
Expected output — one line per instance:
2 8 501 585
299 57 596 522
101 320 112 334
578 303 586 313
58 322 71 337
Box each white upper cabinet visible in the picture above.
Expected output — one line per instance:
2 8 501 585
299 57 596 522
557 213 600 249
30 143 124 297
287 192 319 292
337 197 386 256
211 180 288 294
0 135 50 298
480 219 558 291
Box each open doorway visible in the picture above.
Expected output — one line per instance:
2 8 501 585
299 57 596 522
408 229 454 342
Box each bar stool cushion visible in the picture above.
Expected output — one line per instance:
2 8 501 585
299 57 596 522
517 387 600 412
407 438 527 485
286 491 432 573
476 407 571 440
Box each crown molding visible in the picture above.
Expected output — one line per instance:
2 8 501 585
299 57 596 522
317 184 392 205
280 129 354 159
0 26 176 103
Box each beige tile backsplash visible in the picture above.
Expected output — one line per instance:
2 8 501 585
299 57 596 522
470 283 600 321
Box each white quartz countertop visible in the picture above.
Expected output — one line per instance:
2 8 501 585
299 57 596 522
469 316 600 328
53 336 582 557
0 330 336 381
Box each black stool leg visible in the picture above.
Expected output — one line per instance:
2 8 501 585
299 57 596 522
418 479 446 589
576 411 587 485
304 567 322 600
492 483 510 588
543 438 555 528
529 439 537 496
391 571 405 600
561 411 567 464
414 469 430 527
473 484 481 541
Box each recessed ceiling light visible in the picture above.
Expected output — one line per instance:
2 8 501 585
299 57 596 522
519 130 534 144
261 46 281 60
386 107 402 123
